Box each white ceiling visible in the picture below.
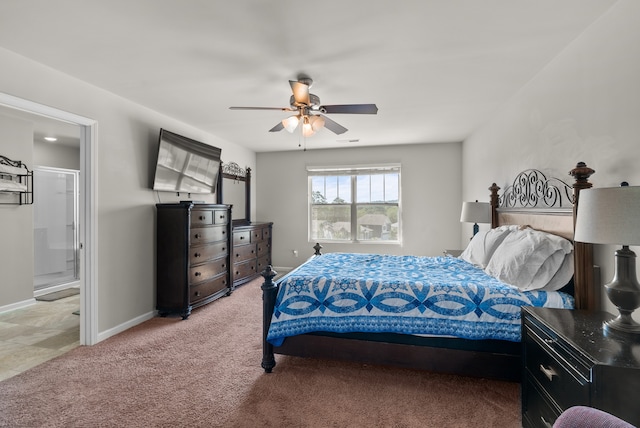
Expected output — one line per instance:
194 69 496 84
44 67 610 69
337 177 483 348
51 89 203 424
0 0 617 152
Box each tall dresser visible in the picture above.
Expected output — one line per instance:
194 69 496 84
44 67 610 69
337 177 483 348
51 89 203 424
231 222 272 288
156 202 232 319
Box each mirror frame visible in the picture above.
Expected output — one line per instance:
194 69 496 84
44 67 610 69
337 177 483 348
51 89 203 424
216 161 251 225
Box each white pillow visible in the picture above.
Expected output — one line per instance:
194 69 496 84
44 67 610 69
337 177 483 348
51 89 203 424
484 228 573 289
540 252 574 291
459 226 516 268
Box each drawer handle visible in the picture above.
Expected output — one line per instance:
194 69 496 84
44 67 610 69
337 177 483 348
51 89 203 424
222 264 226 268
539 364 558 381
195 291 201 297
199 215 205 220
194 234 200 239
194 252 201 258
240 236 245 240
195 272 201 277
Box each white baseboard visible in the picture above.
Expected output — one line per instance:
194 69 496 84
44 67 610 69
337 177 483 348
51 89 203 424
97 310 157 343
0 298 37 314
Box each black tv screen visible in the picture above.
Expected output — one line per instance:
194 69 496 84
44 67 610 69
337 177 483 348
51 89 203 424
152 129 221 194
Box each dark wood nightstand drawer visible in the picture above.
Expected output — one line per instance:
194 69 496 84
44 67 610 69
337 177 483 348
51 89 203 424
522 375 562 428
524 325 590 410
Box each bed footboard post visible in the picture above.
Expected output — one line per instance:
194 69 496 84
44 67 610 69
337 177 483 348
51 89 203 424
261 265 278 373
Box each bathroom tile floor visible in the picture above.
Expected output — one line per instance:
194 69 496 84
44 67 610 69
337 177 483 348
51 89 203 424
0 294 79 381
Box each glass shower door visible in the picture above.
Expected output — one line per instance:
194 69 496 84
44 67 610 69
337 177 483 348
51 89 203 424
33 166 79 291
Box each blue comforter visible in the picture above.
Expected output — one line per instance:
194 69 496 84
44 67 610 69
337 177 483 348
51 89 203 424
267 253 573 345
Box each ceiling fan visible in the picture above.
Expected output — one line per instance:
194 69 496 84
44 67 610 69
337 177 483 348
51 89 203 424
229 76 378 137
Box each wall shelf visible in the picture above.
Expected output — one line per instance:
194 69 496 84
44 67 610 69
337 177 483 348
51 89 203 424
0 155 33 205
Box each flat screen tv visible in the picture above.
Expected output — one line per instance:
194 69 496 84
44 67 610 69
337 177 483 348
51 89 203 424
152 129 221 194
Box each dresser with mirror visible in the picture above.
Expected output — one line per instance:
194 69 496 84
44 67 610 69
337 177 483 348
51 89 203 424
217 162 272 288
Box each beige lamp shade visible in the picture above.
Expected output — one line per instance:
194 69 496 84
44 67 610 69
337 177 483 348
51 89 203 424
574 186 640 245
460 201 491 224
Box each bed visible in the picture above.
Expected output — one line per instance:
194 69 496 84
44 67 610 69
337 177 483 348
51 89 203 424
260 162 598 381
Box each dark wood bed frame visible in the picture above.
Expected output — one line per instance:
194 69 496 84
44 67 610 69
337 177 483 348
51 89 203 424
260 162 597 381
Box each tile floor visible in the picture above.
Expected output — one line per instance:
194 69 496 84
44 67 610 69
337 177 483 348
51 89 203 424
0 293 80 381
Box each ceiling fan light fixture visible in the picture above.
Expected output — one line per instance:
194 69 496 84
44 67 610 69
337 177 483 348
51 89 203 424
309 115 325 132
302 116 315 137
282 115 300 133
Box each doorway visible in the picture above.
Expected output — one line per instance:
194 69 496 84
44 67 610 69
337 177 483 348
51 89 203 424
33 166 80 292
0 92 98 346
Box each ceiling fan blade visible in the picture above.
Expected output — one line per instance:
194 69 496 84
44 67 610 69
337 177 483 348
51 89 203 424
269 122 284 132
289 80 310 106
229 106 293 111
319 104 378 115
320 115 348 135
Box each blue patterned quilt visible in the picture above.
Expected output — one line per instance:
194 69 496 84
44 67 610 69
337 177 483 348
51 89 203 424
267 253 573 346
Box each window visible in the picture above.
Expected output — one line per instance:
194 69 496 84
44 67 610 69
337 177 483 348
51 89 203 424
308 165 401 243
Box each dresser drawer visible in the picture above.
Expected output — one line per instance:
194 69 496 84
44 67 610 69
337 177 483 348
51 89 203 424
189 258 229 284
213 209 228 224
190 225 227 245
262 227 271 240
233 230 251 246
234 260 257 280
190 241 228 265
524 323 590 410
257 255 270 272
522 375 562 428
190 274 229 304
191 210 213 226
234 243 256 263
257 241 270 257
250 228 265 242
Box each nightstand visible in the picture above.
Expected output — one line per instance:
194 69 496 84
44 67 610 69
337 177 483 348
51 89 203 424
521 307 640 427
443 249 463 257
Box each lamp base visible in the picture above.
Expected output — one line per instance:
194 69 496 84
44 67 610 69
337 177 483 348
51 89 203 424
603 246 640 335
604 315 640 335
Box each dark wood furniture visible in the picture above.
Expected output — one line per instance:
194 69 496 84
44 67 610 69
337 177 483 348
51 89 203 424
216 161 273 288
261 162 599 381
216 161 251 224
522 306 640 427
232 222 272 288
156 202 231 319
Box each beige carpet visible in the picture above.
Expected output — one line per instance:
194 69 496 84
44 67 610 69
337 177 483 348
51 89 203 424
0 277 520 427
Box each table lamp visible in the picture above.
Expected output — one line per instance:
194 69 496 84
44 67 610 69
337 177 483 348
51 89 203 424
574 183 640 334
460 200 491 240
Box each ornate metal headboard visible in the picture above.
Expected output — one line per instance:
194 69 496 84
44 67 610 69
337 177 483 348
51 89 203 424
499 169 574 210
488 162 598 311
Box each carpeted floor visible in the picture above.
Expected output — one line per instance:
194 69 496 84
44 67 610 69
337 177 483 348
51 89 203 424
0 278 520 427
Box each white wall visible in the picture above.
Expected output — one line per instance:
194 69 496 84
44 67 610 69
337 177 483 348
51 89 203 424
256 142 463 270
0 46 255 337
462 0 640 317
0 115 34 306
34 140 80 170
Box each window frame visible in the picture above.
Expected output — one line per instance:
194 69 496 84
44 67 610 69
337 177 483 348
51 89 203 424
307 164 401 244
